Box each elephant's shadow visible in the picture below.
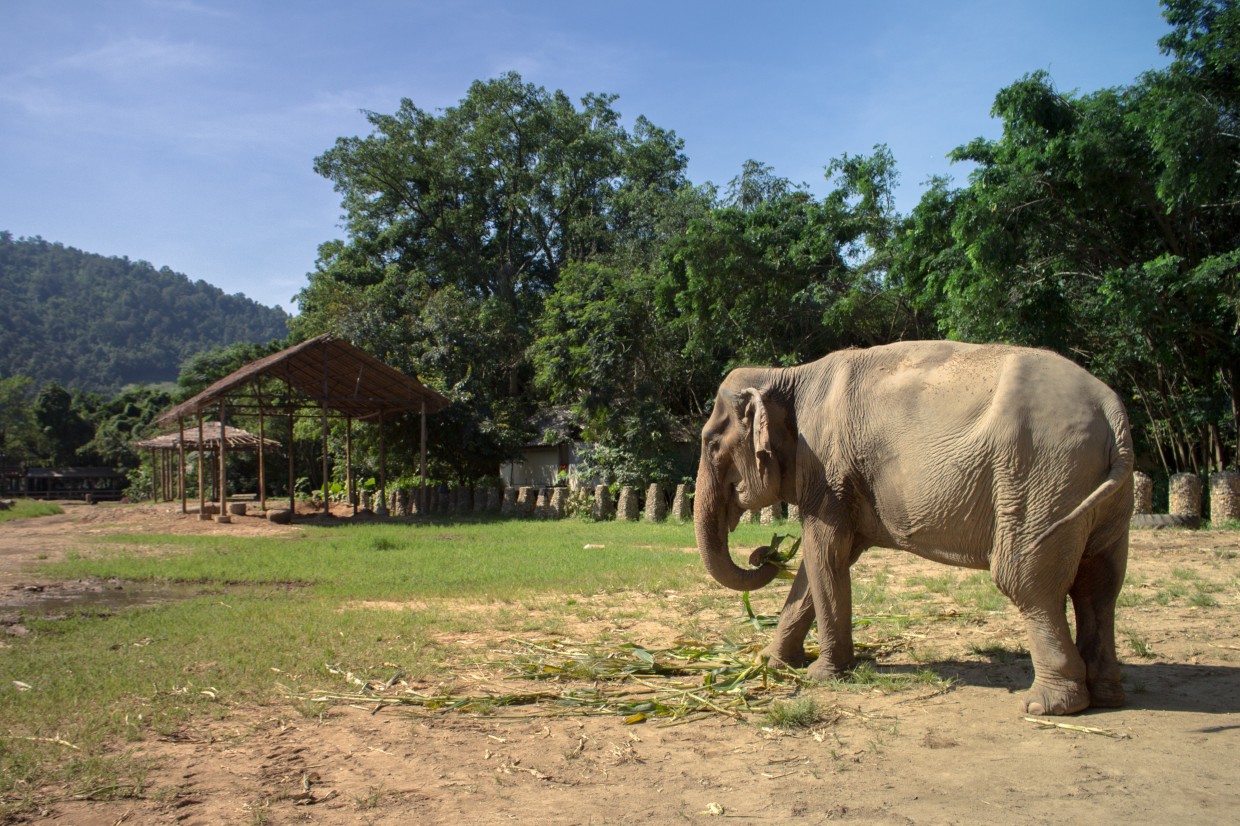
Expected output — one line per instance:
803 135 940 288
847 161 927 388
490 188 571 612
864 655 1240 715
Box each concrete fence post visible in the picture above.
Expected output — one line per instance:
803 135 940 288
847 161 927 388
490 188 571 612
1169 473 1202 521
593 485 613 521
1132 471 1154 515
644 483 667 522
671 484 692 522
549 487 568 519
486 487 501 513
739 508 756 524
501 487 518 515
517 486 537 516
1210 471 1240 524
760 504 778 525
616 486 639 521
786 504 800 522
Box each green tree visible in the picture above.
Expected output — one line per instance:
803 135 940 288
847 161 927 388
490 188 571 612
0 375 44 465
655 147 916 403
531 263 691 483
297 72 693 474
896 0 1238 472
33 383 94 466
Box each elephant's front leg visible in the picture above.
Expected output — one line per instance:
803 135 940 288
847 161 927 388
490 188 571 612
761 565 814 669
801 516 857 681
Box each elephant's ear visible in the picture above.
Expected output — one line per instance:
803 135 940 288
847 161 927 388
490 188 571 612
741 387 774 460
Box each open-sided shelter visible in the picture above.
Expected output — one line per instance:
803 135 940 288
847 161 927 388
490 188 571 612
136 422 280 505
154 334 449 519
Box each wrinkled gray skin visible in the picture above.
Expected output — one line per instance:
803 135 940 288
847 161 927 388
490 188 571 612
695 341 1133 715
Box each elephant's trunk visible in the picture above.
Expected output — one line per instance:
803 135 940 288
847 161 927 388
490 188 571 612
694 459 780 592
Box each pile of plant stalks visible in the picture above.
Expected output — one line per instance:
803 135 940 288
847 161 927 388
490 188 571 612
292 638 814 726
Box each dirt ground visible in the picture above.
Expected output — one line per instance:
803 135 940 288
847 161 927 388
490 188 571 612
2 504 1238 825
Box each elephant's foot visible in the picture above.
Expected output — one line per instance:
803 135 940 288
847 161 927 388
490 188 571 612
758 643 809 670
1021 679 1089 716
1086 676 1126 708
806 656 855 682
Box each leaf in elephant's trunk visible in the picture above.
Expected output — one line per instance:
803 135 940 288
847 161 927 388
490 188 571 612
748 533 801 579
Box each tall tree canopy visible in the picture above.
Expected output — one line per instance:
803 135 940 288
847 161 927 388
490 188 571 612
896 0 1238 472
296 72 694 478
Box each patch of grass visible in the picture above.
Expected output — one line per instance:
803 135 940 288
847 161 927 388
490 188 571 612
906 573 956 595
764 696 824 729
951 573 1006 612
827 661 951 693
1188 591 1219 608
0 499 63 524
1124 629 1155 658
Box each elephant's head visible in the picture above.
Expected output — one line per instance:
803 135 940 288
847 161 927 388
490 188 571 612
695 371 796 591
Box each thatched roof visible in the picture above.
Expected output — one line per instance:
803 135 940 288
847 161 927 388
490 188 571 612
136 422 280 451
155 334 450 427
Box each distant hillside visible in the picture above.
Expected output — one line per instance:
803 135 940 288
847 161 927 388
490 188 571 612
0 232 290 393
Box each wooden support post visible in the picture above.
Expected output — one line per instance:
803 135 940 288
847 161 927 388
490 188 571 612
149 449 157 501
288 409 295 515
178 417 187 513
197 413 208 519
420 400 428 517
377 410 387 516
321 351 330 516
258 406 267 513
217 402 230 523
346 416 354 514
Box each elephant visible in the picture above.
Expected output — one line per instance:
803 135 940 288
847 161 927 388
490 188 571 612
695 340 1134 716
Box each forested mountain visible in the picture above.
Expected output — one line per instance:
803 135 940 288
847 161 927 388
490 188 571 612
0 233 289 393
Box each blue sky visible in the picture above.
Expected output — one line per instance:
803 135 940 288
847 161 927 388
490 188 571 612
1 1 1173 313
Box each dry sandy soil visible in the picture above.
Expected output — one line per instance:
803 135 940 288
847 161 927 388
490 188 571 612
2 504 1238 825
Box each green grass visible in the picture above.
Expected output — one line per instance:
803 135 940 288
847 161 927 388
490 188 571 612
826 661 951 693
2 517 740 815
764 696 824 729
0 499 63 524
44 519 712 600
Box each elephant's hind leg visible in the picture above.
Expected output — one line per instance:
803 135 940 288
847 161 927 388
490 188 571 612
993 533 1090 715
1070 531 1128 708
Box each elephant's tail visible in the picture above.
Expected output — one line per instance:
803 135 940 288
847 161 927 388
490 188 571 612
1034 397 1135 547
